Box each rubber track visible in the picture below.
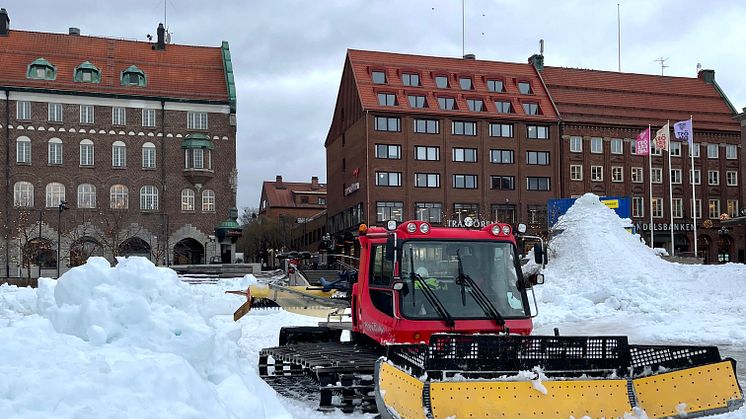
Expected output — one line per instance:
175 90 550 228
259 341 382 413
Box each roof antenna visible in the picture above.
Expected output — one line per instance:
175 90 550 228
539 39 544 55
696 62 702 74
654 56 669 76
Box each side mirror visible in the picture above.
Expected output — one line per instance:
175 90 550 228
529 273 545 286
533 243 544 264
385 236 395 261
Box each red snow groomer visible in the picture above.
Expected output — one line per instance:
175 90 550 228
232 220 743 418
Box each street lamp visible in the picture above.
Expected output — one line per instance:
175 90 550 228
57 200 69 278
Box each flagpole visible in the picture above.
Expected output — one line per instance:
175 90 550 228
690 115 697 259
648 124 654 249
667 121 674 256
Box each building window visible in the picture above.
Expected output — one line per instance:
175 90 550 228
408 95 427 108
112 141 126 167
80 139 94 166
707 144 718 159
110 185 129 209
726 144 737 159
708 199 720 219
371 70 386 84
377 201 403 222
374 116 400 132
526 177 550 191
79 105 95 124
494 100 514 114
13 181 34 207
726 171 738 186
437 96 456 110
190 148 205 169
376 172 402 187
671 169 682 184
630 139 637 155
517 81 532 94
453 148 477 162
375 144 401 159
121 65 146 86
651 167 662 183
708 170 719 185
377 93 397 106
187 112 208 130
727 200 739 218
415 202 442 224
631 167 643 183
139 185 159 211
402 73 420 86
569 136 582 152
16 137 31 164
415 173 440 188
689 143 700 158
522 103 540 115
613 168 626 185
48 103 63 122
651 143 662 156
491 204 515 223
142 109 157 127
142 142 156 168
590 165 603 181
669 141 681 157
181 189 195 211
414 146 439 160
413 119 438 134
77 184 96 209
466 98 485 112
490 175 515 190
27 58 56 80
528 205 547 225
632 197 644 218
570 165 583 181
74 61 101 83
45 182 65 208
452 121 476 136
489 123 513 138
434 75 449 89
690 169 701 185
611 138 623 154
453 203 479 221
652 198 663 218
16 101 32 120
487 79 504 92
490 149 514 164
111 107 126 125
672 198 683 218
526 151 549 165
527 125 549 139
48 138 63 165
590 137 603 153
318 197 326 205
453 174 478 189
692 199 702 219
202 190 216 212
459 77 473 90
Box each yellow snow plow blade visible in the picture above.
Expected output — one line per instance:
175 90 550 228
375 334 744 419
226 283 350 320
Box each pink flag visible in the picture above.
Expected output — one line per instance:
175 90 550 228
654 122 670 151
635 128 650 156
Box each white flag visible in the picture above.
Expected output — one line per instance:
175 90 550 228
654 123 670 151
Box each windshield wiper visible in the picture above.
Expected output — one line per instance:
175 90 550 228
456 249 506 327
409 247 455 329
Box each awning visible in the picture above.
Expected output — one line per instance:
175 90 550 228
181 133 214 150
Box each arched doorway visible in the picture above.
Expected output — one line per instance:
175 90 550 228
22 238 56 277
69 237 104 267
697 235 711 264
716 234 733 264
118 237 151 258
173 238 204 265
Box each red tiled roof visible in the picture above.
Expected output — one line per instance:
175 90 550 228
541 66 738 132
0 30 228 102
261 180 327 209
346 49 559 122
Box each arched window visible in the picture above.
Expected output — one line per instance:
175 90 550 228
27 57 56 80
45 182 65 207
13 181 34 207
112 140 126 167
48 138 63 165
77 184 96 208
110 184 128 209
181 189 195 211
74 61 101 83
140 185 158 210
120 65 146 87
80 139 94 166
142 142 156 169
16 136 31 164
202 189 215 212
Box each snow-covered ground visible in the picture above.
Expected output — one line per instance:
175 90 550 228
0 193 744 418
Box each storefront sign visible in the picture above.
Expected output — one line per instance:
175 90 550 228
601 199 619 209
446 216 496 229
344 182 360 196
634 222 695 232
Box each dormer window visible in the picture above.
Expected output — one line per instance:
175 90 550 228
435 75 449 89
377 92 397 106
522 102 541 115
487 79 504 92
74 61 101 83
371 70 387 84
459 77 473 90
402 73 420 87
518 81 533 94
121 65 146 87
27 58 56 80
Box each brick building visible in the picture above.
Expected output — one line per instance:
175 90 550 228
1 10 238 277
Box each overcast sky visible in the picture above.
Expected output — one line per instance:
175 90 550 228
9 0 746 212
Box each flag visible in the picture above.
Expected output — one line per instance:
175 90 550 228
654 122 670 151
635 128 650 156
673 118 693 146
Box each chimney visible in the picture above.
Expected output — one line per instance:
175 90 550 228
529 54 544 72
463 53 476 60
0 8 9 36
155 23 165 50
311 176 319 190
275 175 284 189
68 27 80 36
698 69 715 84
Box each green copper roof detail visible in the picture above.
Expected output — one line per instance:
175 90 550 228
74 61 101 83
27 58 56 80
221 41 237 113
181 133 214 150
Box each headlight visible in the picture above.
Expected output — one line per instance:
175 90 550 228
419 223 430 234
491 225 501 236
502 225 511 235
406 222 417 233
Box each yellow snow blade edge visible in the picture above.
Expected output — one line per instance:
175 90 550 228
375 359 744 419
